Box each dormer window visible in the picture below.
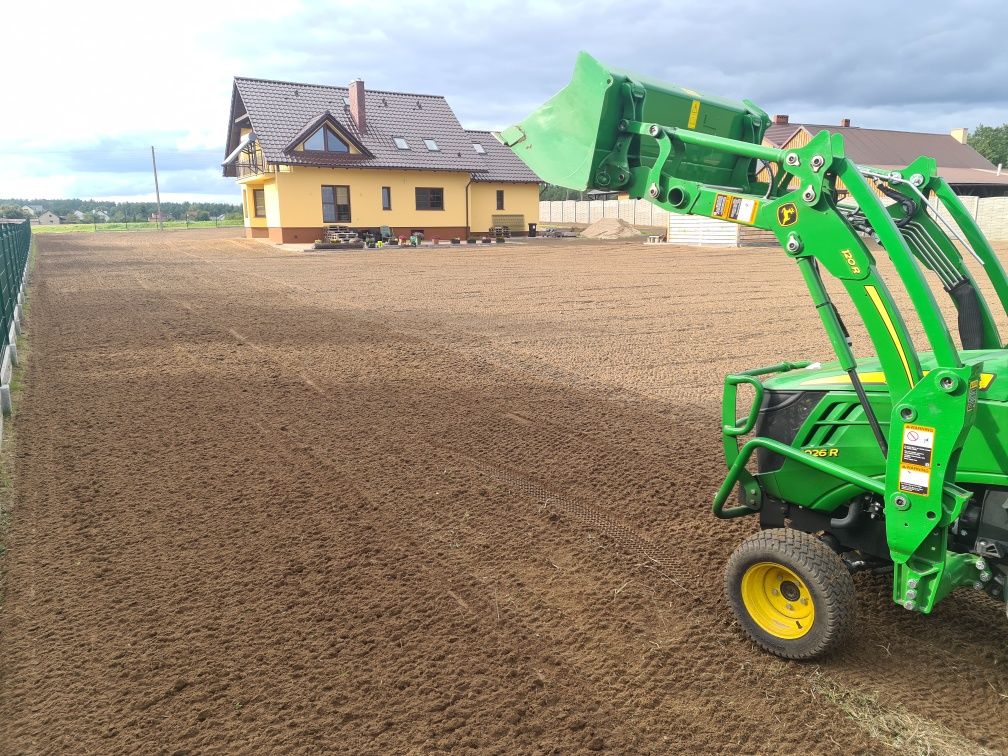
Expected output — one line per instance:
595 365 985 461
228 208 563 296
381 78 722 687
424 139 439 151
472 143 485 154
394 137 410 150
303 125 349 153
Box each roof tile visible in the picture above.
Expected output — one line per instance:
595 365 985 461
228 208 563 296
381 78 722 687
226 77 538 183
465 130 539 183
765 122 995 173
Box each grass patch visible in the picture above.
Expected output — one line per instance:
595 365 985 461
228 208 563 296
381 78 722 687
809 672 998 756
31 220 243 234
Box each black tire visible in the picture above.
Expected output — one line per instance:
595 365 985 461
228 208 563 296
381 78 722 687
725 528 855 660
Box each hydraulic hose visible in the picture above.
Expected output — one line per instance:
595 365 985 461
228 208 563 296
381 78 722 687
876 182 918 229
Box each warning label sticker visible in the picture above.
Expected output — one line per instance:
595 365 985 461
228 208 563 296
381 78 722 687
968 379 979 411
688 100 700 129
712 193 760 225
899 423 935 496
899 465 931 495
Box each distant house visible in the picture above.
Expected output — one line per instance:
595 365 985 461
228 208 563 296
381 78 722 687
37 211 60 225
94 210 110 222
149 212 172 222
222 75 541 242
761 116 1008 197
20 205 36 217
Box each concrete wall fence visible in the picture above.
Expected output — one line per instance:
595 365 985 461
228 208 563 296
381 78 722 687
540 196 1008 246
0 220 31 446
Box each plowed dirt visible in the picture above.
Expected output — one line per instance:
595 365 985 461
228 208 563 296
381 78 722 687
2 229 1006 754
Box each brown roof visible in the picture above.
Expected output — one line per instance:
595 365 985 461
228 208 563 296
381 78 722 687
764 122 997 182
224 77 538 183
799 124 994 169
763 123 803 147
465 130 539 183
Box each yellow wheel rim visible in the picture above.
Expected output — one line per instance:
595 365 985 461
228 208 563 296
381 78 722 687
740 562 815 639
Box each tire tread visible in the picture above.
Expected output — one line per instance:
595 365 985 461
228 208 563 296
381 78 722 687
725 528 855 660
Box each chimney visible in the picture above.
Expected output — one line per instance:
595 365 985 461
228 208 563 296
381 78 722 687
950 127 968 144
998 163 1003 176
349 79 366 133
773 114 789 125
840 118 851 127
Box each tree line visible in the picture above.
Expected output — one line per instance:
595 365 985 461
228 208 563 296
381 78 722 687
969 124 1008 168
0 198 242 222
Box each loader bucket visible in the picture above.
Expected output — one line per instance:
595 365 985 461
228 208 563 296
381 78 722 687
500 52 771 193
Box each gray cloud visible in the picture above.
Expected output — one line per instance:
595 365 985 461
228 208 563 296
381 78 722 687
236 0 1008 132
7 0 1008 200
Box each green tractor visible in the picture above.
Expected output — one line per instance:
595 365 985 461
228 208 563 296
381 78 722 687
502 53 1008 659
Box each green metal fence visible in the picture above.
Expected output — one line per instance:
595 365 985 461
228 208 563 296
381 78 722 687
0 221 31 405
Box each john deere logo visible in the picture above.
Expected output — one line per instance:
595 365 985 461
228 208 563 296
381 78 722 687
777 202 798 227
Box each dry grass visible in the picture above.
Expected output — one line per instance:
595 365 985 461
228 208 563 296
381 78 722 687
809 672 999 756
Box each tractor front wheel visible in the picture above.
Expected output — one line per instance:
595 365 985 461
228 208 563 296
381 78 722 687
725 528 855 660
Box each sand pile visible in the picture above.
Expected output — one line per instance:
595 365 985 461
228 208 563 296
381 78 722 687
580 217 643 239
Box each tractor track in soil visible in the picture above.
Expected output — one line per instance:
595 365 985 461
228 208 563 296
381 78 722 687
1 229 1006 754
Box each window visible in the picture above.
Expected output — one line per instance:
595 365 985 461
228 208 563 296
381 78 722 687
253 189 266 217
322 185 351 223
472 143 485 154
381 186 391 211
423 139 439 151
303 125 349 153
496 189 505 210
415 187 444 211
393 137 410 150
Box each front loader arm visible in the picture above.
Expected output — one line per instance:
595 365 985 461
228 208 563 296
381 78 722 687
502 51 993 612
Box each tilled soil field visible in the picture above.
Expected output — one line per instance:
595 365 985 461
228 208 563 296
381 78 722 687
2 228 1007 754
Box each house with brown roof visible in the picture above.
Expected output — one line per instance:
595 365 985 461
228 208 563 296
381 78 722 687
223 77 541 243
761 116 1008 197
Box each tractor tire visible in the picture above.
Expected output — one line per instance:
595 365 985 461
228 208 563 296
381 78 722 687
725 528 855 660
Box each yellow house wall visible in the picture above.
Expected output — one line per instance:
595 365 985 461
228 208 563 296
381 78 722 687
468 183 540 232
239 177 279 228
273 167 471 228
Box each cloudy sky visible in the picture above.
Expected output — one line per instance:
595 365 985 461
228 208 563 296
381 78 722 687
2 0 1006 204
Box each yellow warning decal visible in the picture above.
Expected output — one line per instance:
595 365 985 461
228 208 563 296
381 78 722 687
899 424 935 496
711 193 760 225
799 370 994 390
688 100 700 129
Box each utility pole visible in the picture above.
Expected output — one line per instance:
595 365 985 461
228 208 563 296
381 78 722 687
151 146 163 231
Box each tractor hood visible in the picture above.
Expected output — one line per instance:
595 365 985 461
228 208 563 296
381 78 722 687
765 350 1008 402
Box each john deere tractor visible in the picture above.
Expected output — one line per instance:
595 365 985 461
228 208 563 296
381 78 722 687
501 53 1008 659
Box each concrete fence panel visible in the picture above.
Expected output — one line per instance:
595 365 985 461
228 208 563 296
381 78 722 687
977 196 1008 241
633 202 653 227
667 215 740 246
